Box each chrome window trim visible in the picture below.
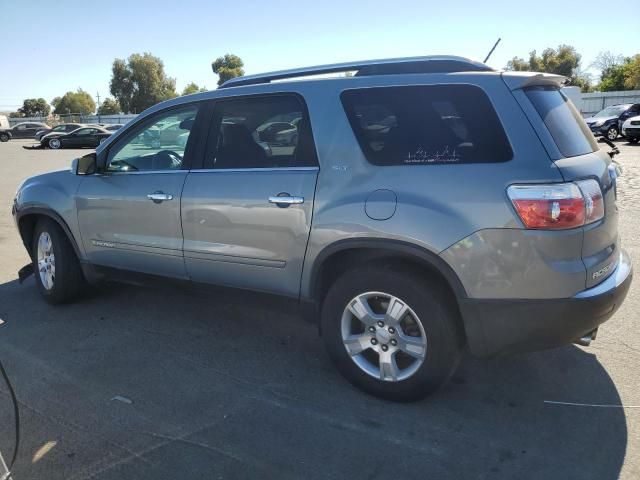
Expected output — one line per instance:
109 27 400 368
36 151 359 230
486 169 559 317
190 166 320 173
100 169 187 176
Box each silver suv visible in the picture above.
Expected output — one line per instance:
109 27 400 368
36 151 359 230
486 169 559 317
12 56 633 401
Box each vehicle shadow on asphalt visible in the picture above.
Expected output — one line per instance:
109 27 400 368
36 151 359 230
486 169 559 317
0 278 627 480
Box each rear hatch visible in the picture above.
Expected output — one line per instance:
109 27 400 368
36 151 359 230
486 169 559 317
504 73 620 289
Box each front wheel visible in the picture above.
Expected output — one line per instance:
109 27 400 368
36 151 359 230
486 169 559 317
606 126 619 141
32 218 86 304
48 138 61 149
0 133 9 142
321 266 463 402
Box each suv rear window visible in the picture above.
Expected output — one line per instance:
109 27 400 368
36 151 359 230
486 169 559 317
341 85 513 166
525 86 597 158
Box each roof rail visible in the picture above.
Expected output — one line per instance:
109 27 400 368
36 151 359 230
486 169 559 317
219 55 493 88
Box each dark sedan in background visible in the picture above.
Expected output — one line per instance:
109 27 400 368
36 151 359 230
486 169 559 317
0 122 50 142
34 123 85 141
585 103 640 140
42 126 113 149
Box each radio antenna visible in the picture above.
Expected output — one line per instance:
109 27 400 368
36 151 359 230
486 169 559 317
483 38 501 63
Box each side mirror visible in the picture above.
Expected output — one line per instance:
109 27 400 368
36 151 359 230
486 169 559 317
72 153 97 175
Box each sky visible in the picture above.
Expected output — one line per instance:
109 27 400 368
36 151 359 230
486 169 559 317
1 0 639 112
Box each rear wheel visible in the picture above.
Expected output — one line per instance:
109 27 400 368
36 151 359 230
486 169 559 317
48 138 61 149
32 218 86 304
321 266 463 402
0 133 9 142
606 126 619 141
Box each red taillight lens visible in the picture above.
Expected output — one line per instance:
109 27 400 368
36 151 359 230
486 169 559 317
507 180 604 230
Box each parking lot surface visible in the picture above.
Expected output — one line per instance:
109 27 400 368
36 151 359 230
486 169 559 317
0 139 639 479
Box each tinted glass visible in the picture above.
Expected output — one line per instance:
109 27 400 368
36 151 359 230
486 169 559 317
341 85 513 166
52 125 66 132
208 95 317 169
76 128 96 136
107 105 198 172
525 86 597 158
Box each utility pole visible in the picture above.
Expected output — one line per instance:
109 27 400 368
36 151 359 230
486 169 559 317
96 91 101 123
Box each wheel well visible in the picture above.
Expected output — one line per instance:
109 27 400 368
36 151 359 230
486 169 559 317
18 212 80 259
18 214 39 257
311 247 463 313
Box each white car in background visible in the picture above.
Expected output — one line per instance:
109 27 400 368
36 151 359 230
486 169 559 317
621 116 640 144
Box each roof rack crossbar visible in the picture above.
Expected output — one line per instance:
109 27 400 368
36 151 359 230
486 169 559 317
219 55 492 88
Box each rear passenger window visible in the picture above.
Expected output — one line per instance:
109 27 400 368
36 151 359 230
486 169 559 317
208 95 317 169
341 85 512 165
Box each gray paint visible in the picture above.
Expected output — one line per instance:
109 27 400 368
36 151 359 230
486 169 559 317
13 64 625 309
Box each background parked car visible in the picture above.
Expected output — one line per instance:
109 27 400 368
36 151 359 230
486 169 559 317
585 103 640 140
0 122 50 141
42 126 112 149
35 123 85 141
622 116 640 144
104 124 123 131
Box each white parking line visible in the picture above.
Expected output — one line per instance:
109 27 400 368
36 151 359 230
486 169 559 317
544 400 640 408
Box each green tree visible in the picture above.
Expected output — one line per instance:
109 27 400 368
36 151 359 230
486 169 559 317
110 53 178 113
18 98 50 117
181 82 207 95
595 55 640 91
505 45 590 89
51 96 61 109
53 89 96 115
623 55 640 90
599 64 627 91
98 98 121 115
211 54 244 86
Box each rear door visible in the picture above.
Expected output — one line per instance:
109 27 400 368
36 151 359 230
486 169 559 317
181 93 319 297
519 85 619 288
76 104 201 278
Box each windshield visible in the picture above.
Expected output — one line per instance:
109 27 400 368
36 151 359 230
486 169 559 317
594 105 629 118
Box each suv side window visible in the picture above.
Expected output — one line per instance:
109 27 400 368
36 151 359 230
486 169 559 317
341 85 513 165
207 94 317 169
106 105 199 172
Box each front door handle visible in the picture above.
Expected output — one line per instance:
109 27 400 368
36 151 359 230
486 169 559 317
147 192 173 203
269 194 304 207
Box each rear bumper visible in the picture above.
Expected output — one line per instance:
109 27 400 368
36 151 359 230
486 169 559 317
460 250 633 357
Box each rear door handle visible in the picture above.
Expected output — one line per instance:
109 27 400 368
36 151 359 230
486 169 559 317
269 195 304 207
147 192 173 203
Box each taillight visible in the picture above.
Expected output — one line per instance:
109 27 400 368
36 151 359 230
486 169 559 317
507 180 604 230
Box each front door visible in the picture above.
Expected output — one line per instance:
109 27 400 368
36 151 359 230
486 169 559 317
181 94 319 297
76 104 201 278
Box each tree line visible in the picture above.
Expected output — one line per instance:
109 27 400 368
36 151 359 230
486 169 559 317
10 46 640 118
10 53 244 118
506 45 640 92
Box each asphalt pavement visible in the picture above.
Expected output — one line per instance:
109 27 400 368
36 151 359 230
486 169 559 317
0 139 638 479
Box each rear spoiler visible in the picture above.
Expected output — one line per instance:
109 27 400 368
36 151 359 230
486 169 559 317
501 71 568 90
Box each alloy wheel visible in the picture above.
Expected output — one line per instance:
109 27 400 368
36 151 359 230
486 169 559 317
37 231 55 290
341 291 427 382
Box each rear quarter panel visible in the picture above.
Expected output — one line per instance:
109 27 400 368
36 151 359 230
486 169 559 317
296 73 569 299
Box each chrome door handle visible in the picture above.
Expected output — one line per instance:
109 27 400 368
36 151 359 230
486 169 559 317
147 192 173 203
269 195 304 207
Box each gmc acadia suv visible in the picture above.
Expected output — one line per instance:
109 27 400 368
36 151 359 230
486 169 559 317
12 56 633 401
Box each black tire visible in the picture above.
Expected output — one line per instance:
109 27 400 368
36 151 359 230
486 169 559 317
32 218 86 304
0 133 9 142
321 266 463 402
629 137 639 144
606 126 618 141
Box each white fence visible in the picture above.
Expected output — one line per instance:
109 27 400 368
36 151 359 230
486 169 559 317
8 114 138 127
580 90 640 117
